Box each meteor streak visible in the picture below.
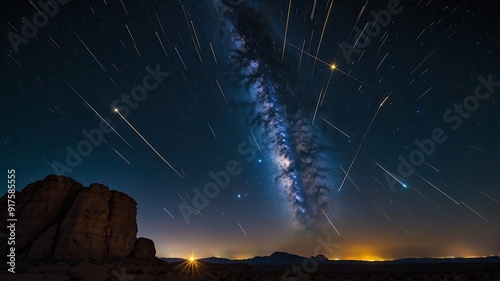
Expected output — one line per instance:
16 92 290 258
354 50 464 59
374 161 407 188
177 191 190 207
238 222 248 236
320 70 334 106
207 122 217 138
424 161 439 172
417 86 433 100
154 10 169 43
312 0 335 73
215 80 228 103
332 66 375 89
74 33 106 72
289 43 374 89
400 202 416 217
297 39 306 71
163 208 175 219
415 173 459 205
281 0 292 64
372 200 392 223
461 201 488 222
125 24 136 43
66 82 131 147
379 92 391 107
478 190 498 203
119 0 129 16
468 145 490 153
321 209 341 236
413 187 440 207
410 47 437 75
311 88 322 125
209 42 218 63
376 52 388 70
339 166 361 192
155 31 170 60
175 47 188 70
398 223 414 239
289 42 331 66
339 94 390 191
321 117 351 138
103 139 130 164
250 130 261 151
310 0 317 20
114 108 183 178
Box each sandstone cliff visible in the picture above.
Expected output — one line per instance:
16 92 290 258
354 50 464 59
0 175 155 260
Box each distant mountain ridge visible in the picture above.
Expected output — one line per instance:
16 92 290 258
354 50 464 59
161 252 500 265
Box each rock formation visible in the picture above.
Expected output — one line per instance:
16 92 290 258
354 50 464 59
132 237 156 259
0 175 155 260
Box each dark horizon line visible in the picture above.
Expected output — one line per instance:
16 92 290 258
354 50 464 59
158 253 500 261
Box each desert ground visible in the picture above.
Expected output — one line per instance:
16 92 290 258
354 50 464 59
1 258 499 281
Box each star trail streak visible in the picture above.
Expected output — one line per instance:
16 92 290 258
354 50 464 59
115 108 183 178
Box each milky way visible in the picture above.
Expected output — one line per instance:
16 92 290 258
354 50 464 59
213 0 333 230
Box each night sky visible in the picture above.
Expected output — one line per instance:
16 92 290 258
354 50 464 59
1 0 499 260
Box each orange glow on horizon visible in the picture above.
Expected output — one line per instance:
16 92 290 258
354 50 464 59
343 254 388 262
157 241 497 262
233 255 252 260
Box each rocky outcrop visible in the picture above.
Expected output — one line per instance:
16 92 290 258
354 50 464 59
0 176 82 255
0 175 155 260
25 224 59 259
106 190 139 258
132 237 156 259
